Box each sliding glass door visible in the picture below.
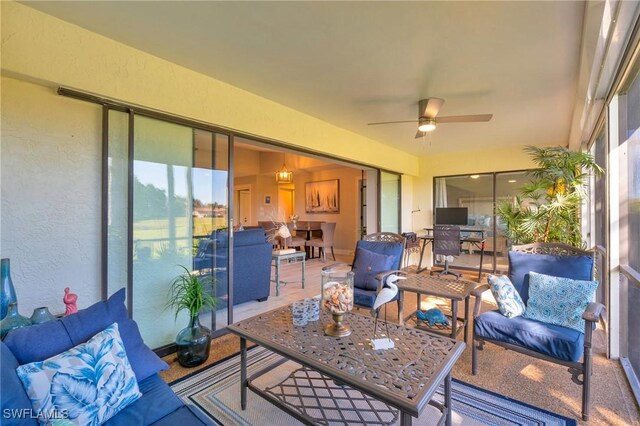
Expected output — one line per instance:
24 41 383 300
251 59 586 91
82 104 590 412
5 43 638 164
380 171 400 233
434 171 528 273
105 111 230 349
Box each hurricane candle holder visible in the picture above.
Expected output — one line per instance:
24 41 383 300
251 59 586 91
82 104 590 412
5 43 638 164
321 270 354 337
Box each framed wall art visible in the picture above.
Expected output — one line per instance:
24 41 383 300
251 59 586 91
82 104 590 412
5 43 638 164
305 179 339 213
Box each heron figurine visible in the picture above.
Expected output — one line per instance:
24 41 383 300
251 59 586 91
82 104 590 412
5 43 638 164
372 274 406 349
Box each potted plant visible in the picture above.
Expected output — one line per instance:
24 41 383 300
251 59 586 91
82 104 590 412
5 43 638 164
497 146 604 247
167 266 216 368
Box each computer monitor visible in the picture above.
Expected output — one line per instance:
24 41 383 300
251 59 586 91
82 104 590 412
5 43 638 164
435 207 468 226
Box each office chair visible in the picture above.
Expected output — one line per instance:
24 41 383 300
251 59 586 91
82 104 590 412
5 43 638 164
431 225 461 278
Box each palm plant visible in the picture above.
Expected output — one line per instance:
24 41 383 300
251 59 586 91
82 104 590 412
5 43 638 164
167 266 216 320
497 146 604 247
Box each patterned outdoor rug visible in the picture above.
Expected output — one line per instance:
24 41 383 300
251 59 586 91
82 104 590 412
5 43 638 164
170 347 576 426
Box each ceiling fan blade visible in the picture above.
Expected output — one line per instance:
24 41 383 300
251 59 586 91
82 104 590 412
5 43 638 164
436 114 493 123
415 130 425 139
367 120 419 126
419 98 445 118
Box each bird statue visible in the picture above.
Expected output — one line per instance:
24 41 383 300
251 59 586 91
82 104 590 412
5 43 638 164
371 274 406 349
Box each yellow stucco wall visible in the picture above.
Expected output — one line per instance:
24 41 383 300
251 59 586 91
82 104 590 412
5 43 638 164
0 1 418 176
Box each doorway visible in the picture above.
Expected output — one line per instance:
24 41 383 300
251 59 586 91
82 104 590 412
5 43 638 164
278 187 295 220
234 185 252 227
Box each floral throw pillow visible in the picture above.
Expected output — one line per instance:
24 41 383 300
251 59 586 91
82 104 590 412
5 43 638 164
16 322 141 426
488 275 526 318
524 271 598 332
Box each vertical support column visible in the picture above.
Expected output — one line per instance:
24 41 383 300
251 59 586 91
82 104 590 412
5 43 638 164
240 337 247 410
608 97 621 359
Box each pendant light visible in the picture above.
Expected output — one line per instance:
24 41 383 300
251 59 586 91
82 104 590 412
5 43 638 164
275 152 293 184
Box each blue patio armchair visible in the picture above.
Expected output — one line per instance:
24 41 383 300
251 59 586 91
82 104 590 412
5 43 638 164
323 232 406 311
471 243 605 421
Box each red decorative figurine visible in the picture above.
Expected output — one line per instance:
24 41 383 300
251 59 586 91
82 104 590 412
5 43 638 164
63 287 78 316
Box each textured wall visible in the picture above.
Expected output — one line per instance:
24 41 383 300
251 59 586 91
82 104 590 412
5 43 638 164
0 77 102 316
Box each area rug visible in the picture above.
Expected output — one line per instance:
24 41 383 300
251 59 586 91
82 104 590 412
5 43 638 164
170 347 577 426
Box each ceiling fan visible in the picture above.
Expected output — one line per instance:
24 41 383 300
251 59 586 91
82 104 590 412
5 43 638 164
368 98 493 138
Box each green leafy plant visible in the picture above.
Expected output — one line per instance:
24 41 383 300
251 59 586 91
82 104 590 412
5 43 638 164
166 266 216 320
496 146 604 247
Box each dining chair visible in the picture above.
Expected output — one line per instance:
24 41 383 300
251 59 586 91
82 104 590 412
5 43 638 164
305 222 336 262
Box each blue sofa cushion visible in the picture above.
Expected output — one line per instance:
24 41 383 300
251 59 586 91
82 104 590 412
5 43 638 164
1 341 38 426
474 310 585 362
150 405 212 425
508 251 594 304
355 240 404 271
16 323 141 426
62 289 168 382
3 319 73 365
4 289 167 382
352 248 397 291
103 374 183 426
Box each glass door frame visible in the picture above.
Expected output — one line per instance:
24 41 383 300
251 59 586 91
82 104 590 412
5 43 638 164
432 169 530 274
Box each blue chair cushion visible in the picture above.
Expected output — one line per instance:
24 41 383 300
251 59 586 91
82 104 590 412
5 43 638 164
352 247 396 291
508 251 594 304
1 341 38 426
474 310 585 362
353 288 377 308
488 275 526 318
524 271 598 332
355 240 404 271
103 374 184 426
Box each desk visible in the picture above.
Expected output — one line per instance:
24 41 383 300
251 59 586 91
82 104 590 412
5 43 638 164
271 251 306 296
417 228 486 280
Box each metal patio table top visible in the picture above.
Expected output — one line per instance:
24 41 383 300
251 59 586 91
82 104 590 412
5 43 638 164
227 305 465 425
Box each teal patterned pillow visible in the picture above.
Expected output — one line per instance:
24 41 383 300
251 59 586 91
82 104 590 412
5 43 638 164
488 275 526 318
16 323 141 426
524 271 598 332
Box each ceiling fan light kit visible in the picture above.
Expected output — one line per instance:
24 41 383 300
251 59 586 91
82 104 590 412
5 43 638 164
418 118 436 132
367 97 493 138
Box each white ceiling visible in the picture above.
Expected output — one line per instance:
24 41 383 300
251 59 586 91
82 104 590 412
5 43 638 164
23 1 586 156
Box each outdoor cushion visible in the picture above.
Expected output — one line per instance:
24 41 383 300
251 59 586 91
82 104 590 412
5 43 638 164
3 319 74 365
524 271 598 332
474 310 585 362
103 374 184 426
4 289 168 382
355 240 404 271
352 247 396 291
16 323 141 426
1 341 38 426
353 288 378 309
488 274 526 318
149 405 212 426
508 251 594 304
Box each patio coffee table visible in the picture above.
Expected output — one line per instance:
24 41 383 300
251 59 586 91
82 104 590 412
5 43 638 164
227 306 465 426
271 250 306 296
397 273 477 343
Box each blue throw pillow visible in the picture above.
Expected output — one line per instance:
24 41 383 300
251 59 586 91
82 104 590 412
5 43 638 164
508 251 594 304
352 248 396 291
523 271 598 332
488 275 526 318
16 323 141 426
